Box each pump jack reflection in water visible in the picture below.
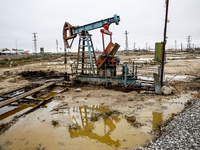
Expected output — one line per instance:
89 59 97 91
152 112 163 130
67 105 121 148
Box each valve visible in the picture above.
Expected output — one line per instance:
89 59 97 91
108 56 117 66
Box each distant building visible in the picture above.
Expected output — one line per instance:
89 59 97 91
12 49 30 55
0 48 15 55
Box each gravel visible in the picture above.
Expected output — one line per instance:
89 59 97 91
135 98 200 150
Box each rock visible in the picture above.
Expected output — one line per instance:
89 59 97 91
87 94 91 97
171 113 177 118
68 124 78 129
161 86 172 95
191 91 199 96
7 78 16 83
128 97 133 101
3 70 12 76
0 74 6 79
100 102 104 105
54 94 65 100
126 115 136 122
130 121 144 128
170 81 176 86
169 86 176 93
76 88 81 92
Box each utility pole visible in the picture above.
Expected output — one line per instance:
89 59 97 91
146 42 148 51
56 39 58 54
186 35 192 52
161 0 169 87
15 39 17 54
181 43 183 51
134 42 136 51
64 44 67 71
125 31 129 55
32 33 37 58
175 40 177 53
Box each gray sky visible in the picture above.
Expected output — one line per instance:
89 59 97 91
0 0 200 53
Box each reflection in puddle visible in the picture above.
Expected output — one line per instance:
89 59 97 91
0 103 39 121
0 104 153 150
152 112 163 129
67 105 121 148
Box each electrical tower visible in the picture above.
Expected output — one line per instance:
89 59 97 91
125 31 129 55
56 39 58 54
186 35 192 52
32 33 37 58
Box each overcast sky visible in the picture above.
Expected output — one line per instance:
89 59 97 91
0 0 200 53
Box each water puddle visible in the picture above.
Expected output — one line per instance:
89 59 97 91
0 91 57 122
0 89 25 101
8 90 25 97
0 103 38 121
152 112 163 129
0 92 189 150
0 104 153 150
37 92 57 100
164 74 195 82
131 56 200 63
0 97 5 101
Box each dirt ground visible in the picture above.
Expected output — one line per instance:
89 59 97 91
0 52 200 149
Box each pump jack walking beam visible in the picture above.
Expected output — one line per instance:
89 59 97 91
63 14 120 48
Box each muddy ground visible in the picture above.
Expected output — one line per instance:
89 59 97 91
0 51 200 150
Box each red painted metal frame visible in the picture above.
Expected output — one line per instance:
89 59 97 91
100 23 112 54
95 42 115 68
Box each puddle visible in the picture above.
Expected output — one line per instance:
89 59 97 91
0 104 38 121
139 74 196 82
8 90 25 97
152 112 163 129
131 56 200 63
0 89 25 101
164 74 195 82
0 106 18 116
0 92 190 150
24 60 74 67
131 58 153 63
37 92 57 100
0 97 5 101
0 104 152 150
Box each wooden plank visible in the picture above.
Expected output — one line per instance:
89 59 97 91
0 82 55 108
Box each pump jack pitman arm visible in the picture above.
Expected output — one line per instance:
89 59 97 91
63 14 120 48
